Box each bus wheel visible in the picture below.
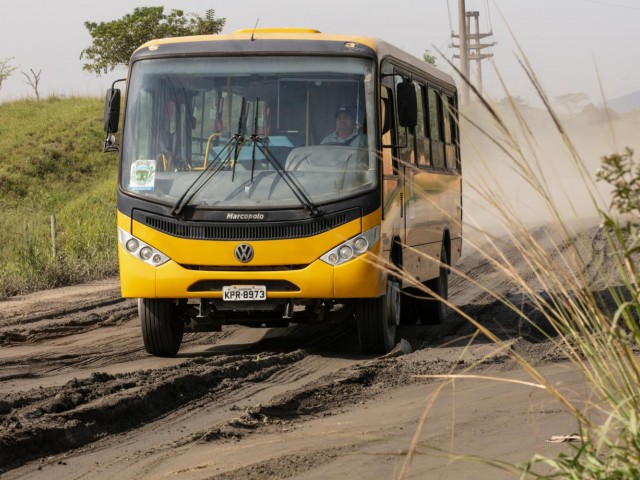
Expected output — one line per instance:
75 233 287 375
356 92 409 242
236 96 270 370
415 245 449 325
357 277 399 354
400 289 418 325
139 298 184 357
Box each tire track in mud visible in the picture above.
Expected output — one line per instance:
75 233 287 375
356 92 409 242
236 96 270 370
0 295 367 476
0 307 473 478
194 444 368 480
0 307 142 384
84 345 528 480
0 299 137 345
0 350 307 473
0 280 122 324
0 282 136 368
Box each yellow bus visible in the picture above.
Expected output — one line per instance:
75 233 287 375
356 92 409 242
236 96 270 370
103 28 462 357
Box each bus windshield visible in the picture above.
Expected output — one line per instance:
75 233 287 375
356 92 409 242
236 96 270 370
121 56 377 210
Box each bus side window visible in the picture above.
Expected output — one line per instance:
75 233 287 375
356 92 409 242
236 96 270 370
395 75 415 167
427 87 445 169
444 95 460 171
415 82 429 167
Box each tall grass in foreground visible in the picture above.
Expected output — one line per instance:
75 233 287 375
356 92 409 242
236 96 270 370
394 71 640 477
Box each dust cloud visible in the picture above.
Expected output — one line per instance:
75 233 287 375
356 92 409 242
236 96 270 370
460 102 640 247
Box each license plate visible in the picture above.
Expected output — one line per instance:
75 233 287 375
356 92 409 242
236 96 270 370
222 285 267 301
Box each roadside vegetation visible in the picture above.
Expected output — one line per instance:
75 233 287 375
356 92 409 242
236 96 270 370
0 7 227 298
0 96 118 297
395 63 640 476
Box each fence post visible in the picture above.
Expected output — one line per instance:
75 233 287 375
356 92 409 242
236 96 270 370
50 215 57 258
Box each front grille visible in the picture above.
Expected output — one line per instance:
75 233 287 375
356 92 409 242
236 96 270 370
188 280 300 292
133 209 359 241
181 264 307 272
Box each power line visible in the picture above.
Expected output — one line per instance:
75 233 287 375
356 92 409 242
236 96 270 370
484 0 493 32
446 0 454 35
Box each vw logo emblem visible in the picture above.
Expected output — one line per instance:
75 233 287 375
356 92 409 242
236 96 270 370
234 243 254 263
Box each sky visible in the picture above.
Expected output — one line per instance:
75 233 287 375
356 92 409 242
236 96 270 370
0 0 639 106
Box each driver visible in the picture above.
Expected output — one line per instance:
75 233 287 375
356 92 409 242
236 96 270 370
320 107 363 146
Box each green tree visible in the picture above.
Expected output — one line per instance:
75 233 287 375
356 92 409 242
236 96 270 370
80 7 226 75
0 57 17 94
423 49 437 66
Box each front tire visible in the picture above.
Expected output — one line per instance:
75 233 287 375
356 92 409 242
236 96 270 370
139 298 184 357
357 278 400 354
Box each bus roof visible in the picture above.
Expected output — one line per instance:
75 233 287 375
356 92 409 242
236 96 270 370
132 29 456 89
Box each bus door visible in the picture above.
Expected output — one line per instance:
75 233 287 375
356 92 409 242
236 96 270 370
395 76 418 251
380 75 403 257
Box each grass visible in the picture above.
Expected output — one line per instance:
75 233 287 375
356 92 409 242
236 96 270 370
391 60 640 478
0 97 118 297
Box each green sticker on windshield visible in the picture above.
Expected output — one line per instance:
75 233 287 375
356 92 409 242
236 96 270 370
130 160 156 191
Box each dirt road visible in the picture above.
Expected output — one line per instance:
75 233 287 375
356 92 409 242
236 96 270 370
1 227 609 480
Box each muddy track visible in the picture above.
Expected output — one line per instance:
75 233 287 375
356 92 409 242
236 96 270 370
0 225 619 479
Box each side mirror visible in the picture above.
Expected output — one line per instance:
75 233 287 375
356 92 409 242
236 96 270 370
104 88 121 134
381 97 391 135
396 81 417 128
103 134 118 153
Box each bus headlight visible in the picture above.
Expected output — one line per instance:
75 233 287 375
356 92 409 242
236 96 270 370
125 238 139 252
118 227 170 267
353 237 368 253
338 245 353 260
320 226 380 266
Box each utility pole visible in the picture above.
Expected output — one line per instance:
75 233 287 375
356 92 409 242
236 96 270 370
466 11 495 95
457 0 469 104
451 1 496 103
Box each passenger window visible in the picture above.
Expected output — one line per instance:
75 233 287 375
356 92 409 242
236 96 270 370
395 74 414 167
415 83 429 167
442 100 452 145
427 87 445 169
444 95 460 171
428 88 441 142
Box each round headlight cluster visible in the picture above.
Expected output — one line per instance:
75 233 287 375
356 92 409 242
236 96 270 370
320 226 380 266
118 227 169 267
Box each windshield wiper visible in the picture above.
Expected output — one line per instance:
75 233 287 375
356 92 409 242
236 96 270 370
254 139 321 216
246 98 321 217
170 136 238 217
231 97 248 183
171 98 248 218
